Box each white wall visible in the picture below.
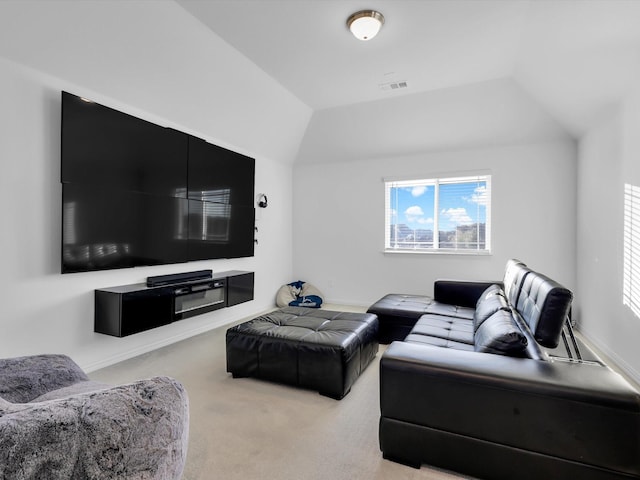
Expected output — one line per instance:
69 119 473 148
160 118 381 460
292 141 577 306
296 78 570 165
0 1 310 371
576 83 640 383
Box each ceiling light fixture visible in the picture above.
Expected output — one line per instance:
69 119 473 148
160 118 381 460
347 10 384 41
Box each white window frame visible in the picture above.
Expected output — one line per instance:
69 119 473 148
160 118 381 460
623 183 640 318
384 173 491 255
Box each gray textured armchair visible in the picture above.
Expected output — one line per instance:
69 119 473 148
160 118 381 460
0 354 189 479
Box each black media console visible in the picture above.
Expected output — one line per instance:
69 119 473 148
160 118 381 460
95 270 254 337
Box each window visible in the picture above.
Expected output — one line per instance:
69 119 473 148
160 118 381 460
385 174 491 253
623 183 640 318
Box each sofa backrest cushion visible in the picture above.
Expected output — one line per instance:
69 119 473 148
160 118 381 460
473 285 510 332
475 283 503 306
503 259 529 306
516 271 573 348
474 310 528 356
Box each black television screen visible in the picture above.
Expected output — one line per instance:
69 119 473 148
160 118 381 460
187 201 255 261
61 92 255 273
61 92 188 197
62 184 189 273
188 136 255 206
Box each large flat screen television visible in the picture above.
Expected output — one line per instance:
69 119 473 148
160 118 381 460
61 91 255 273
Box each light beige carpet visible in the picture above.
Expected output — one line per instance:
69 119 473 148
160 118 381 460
90 305 472 480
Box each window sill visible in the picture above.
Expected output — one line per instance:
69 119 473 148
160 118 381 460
383 249 492 256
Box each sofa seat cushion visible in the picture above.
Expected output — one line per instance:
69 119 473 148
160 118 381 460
404 334 475 351
404 314 474 351
423 302 475 320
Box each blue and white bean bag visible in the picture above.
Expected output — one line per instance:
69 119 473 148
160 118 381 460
276 280 324 308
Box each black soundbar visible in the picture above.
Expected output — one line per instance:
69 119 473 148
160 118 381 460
147 270 213 287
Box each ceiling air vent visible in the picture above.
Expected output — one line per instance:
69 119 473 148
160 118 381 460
379 80 408 91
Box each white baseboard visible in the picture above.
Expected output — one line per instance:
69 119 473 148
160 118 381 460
578 327 640 387
323 297 370 309
83 304 276 373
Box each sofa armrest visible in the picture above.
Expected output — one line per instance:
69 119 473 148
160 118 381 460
0 354 89 403
0 376 189 480
433 279 501 307
380 342 640 476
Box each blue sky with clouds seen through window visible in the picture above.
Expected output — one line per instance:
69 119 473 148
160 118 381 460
390 181 487 231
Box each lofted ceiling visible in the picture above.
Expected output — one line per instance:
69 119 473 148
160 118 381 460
178 0 527 110
178 0 640 139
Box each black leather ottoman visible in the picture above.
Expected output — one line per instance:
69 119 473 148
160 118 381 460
367 294 434 344
226 306 379 399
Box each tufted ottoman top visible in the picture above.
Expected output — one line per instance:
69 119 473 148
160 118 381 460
230 306 376 347
226 306 379 399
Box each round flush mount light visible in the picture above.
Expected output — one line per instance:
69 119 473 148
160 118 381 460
347 10 385 41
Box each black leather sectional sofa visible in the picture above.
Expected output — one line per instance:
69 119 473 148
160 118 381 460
368 260 640 480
